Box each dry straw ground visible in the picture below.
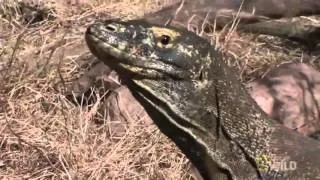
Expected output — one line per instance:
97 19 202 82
0 0 319 179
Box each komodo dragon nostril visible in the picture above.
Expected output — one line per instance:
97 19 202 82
105 24 117 32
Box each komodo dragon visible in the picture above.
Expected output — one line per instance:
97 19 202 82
66 0 320 138
84 19 320 180
64 1 320 179
65 0 320 103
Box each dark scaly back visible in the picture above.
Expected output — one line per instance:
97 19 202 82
85 19 320 180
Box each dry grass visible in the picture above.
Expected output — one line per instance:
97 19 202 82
1 0 320 179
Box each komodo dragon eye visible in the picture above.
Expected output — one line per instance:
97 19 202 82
160 35 171 45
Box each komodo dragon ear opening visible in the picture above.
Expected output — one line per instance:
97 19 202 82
198 70 204 81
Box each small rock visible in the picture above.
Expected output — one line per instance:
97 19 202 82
248 63 320 136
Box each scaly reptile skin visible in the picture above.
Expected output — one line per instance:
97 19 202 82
85 20 320 180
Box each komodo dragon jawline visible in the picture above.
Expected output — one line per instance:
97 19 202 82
84 19 320 180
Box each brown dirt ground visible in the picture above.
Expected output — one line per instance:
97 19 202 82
0 0 320 179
